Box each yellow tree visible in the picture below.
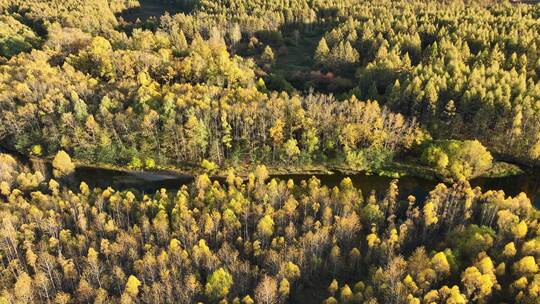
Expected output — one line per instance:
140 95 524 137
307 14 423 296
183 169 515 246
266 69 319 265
125 275 141 298
52 150 75 178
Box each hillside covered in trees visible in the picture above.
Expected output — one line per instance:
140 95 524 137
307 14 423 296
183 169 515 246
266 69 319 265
0 0 539 303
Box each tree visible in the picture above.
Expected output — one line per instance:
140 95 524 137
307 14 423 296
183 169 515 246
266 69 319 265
69 36 114 79
442 100 456 122
315 38 330 65
431 252 451 277
513 256 538 277
377 256 408 304
125 275 141 298
529 132 540 160
201 159 217 173
257 215 275 242
254 165 269 184
242 295 255 304
421 140 492 179
302 128 319 156
423 81 438 110
0 154 18 183
0 15 39 58
14 272 34 303
270 119 285 157
328 279 339 296
261 45 275 66
52 150 75 178
422 145 449 171
229 23 242 48
502 242 516 258
343 41 360 65
283 139 300 161
511 221 528 240
280 261 301 281
205 268 233 301
340 284 353 303
87 247 102 288
278 278 290 298
254 275 278 304
461 265 497 303
185 115 209 160
174 29 188 50
323 297 338 304
54 292 72 304
509 105 523 147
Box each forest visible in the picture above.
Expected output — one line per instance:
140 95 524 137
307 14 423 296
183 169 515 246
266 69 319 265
0 0 539 303
1 153 540 303
0 0 539 178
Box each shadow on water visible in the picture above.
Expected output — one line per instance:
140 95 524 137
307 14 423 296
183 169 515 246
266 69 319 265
74 166 195 194
278 173 438 202
278 173 540 207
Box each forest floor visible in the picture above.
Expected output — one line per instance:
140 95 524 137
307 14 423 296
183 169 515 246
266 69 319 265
117 0 190 22
273 32 320 77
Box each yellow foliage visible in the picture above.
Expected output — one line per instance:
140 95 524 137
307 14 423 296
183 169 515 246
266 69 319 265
52 150 75 178
125 275 141 298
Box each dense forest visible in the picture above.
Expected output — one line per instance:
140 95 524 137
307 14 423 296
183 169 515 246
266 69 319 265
1 153 539 303
0 0 539 179
0 0 539 303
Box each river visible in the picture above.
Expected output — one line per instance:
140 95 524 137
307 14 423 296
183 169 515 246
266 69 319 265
71 164 540 208
1 144 538 207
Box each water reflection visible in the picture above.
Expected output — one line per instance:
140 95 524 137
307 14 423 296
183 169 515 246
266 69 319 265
2 144 536 208
72 166 540 208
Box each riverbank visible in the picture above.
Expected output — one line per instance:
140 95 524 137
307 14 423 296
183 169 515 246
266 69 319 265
2 146 528 184
66 158 540 208
2 147 538 206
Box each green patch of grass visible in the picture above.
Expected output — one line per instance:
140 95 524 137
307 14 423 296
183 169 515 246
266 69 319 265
479 161 524 178
379 161 441 180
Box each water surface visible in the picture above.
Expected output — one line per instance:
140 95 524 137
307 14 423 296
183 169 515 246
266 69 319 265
71 165 540 208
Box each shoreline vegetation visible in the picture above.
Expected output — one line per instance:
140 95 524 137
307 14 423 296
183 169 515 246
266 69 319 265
65 157 530 182
8 146 528 183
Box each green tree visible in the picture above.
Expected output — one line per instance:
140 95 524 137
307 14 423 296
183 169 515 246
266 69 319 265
205 268 233 301
421 140 492 179
283 139 300 161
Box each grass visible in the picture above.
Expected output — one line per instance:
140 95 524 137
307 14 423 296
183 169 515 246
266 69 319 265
479 161 524 178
